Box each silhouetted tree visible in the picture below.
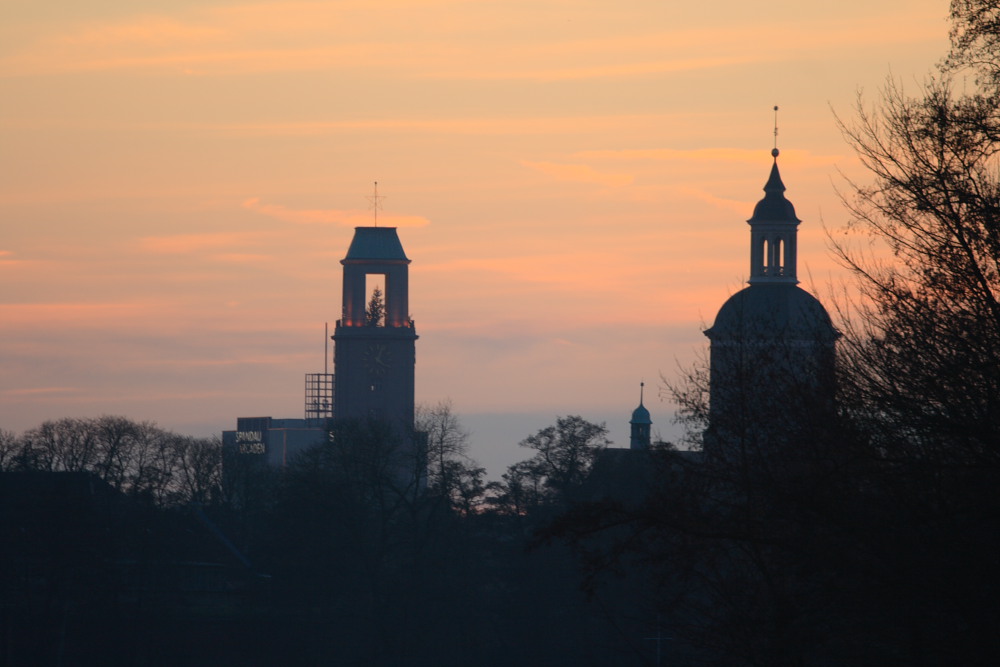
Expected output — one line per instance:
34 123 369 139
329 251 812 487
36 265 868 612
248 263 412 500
170 434 222 505
492 416 610 518
945 0 1000 84
19 418 97 472
519 415 610 496
835 75 1000 466
366 284 385 326
823 12 1000 659
92 414 143 492
5 417 222 507
0 428 21 471
416 400 487 514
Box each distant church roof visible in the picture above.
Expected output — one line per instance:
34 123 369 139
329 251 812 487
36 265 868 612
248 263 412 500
344 227 410 261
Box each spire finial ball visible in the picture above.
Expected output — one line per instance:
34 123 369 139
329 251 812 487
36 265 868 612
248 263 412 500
771 147 779 158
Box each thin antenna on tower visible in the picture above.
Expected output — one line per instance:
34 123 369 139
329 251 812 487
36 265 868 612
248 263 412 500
639 381 645 406
366 181 385 227
773 105 780 156
324 321 329 375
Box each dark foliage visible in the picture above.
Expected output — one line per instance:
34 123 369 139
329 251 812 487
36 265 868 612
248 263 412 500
2 413 645 666
0 416 221 506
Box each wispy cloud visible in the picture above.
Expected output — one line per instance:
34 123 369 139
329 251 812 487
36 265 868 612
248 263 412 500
575 147 843 167
429 56 755 82
419 253 640 297
0 2 943 78
58 16 224 47
138 353 304 368
670 185 753 216
242 197 429 227
0 302 163 327
521 161 633 187
213 253 273 264
137 231 271 254
0 250 29 268
1 386 81 397
180 115 669 138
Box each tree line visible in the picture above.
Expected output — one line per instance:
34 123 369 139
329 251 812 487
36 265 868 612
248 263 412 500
2 407 629 666
0 416 220 506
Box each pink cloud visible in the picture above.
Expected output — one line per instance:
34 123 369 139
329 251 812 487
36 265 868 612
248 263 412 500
191 115 662 138
0 1 943 79
60 16 224 47
576 147 843 167
428 56 754 82
1 386 80 397
520 161 634 187
242 197 429 228
668 185 754 216
0 252 29 268
137 231 270 254
211 252 273 264
0 302 162 328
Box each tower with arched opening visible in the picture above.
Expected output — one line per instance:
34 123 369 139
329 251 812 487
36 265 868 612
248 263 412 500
332 226 418 437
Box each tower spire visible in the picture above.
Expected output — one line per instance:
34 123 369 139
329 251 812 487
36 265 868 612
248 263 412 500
366 181 385 227
746 109 800 285
773 104 779 154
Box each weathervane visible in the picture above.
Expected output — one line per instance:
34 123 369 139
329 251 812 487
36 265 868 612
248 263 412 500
773 105 780 156
366 181 385 227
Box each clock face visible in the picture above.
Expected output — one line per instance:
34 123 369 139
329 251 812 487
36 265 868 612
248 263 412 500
364 343 390 377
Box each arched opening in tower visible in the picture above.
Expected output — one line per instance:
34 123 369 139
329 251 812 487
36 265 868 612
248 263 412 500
364 273 386 327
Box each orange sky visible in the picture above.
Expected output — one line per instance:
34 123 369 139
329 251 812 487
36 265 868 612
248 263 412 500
0 0 949 474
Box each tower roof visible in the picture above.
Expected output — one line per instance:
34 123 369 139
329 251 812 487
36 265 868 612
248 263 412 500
630 382 652 425
630 403 651 425
748 149 800 226
343 227 410 261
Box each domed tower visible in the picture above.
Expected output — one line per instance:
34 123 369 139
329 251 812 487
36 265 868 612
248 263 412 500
703 149 838 453
629 382 652 450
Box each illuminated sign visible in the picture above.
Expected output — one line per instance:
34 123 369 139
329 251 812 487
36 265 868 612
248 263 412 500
236 430 265 455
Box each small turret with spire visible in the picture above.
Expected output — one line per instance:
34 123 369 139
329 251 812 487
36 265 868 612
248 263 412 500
747 107 801 285
629 382 652 450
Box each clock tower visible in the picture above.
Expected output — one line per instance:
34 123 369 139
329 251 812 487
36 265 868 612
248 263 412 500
332 226 418 439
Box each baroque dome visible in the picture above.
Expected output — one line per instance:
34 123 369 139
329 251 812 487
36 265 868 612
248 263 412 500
705 283 837 342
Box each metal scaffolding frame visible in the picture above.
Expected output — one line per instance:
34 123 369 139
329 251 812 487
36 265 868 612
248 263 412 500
304 373 334 420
